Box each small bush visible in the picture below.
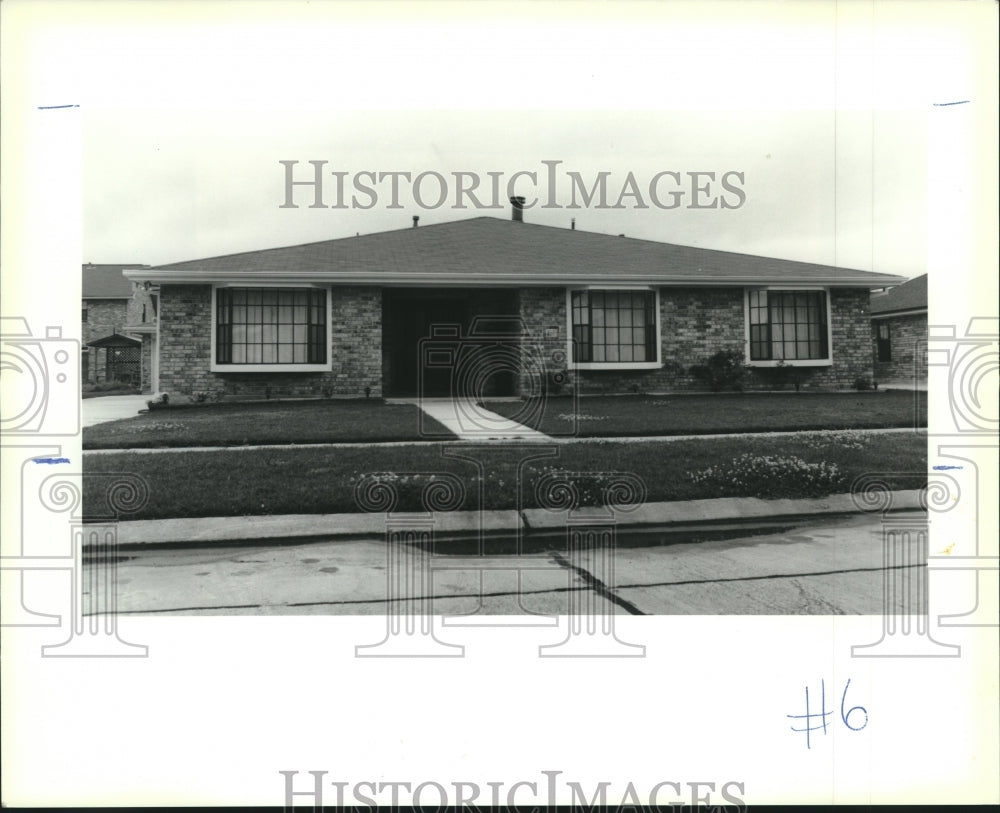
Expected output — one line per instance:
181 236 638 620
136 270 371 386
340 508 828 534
146 392 170 410
689 453 847 498
689 350 748 392
853 376 873 391
758 359 807 391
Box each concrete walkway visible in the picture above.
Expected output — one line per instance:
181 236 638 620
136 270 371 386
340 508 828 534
878 379 928 392
81 394 149 427
108 490 925 548
408 397 552 440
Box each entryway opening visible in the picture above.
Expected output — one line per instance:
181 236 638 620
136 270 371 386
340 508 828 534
382 289 521 398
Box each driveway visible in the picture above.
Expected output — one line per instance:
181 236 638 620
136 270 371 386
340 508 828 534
82 394 149 427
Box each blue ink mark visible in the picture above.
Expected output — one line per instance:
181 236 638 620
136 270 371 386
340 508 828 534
37 104 80 110
787 679 830 750
933 465 963 470
789 678 868 749
932 100 970 106
32 457 70 465
840 678 868 732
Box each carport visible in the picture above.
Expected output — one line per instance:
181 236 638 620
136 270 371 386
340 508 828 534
85 332 142 387
381 288 521 397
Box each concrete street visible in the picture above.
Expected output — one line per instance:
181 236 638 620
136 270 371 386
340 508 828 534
90 510 927 616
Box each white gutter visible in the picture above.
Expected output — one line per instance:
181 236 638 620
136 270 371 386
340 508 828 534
870 307 928 319
123 269 907 288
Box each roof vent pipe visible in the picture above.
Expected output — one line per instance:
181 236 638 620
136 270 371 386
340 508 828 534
412 215 419 228
510 196 525 222
571 218 576 230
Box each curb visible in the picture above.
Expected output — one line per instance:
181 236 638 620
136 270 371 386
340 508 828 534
102 490 926 549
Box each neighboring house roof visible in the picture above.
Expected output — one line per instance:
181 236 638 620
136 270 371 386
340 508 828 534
83 263 149 299
86 332 142 348
870 273 927 316
124 217 906 288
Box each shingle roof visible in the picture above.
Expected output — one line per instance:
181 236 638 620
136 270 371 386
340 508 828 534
870 273 927 315
128 217 905 287
86 332 142 348
82 264 148 298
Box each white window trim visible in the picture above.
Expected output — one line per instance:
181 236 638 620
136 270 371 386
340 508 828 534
210 284 333 373
743 286 833 367
565 286 662 371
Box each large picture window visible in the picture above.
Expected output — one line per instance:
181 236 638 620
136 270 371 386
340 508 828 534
570 289 657 364
748 289 828 361
216 288 326 365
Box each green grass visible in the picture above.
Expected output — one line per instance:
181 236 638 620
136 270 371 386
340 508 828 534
481 391 927 437
84 431 927 520
82 400 455 448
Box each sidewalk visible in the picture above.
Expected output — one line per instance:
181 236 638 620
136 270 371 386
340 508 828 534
108 489 926 548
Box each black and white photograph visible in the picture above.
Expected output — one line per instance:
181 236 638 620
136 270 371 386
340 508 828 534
2 0 997 807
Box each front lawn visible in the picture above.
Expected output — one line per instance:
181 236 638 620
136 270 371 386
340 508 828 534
84 431 927 520
481 391 926 437
82 400 455 448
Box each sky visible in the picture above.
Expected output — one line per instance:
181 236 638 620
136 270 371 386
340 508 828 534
28 0 974 279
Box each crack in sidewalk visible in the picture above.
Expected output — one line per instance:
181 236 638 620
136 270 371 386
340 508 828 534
549 551 646 616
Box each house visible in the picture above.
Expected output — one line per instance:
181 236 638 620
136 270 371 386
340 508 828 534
122 201 905 400
869 273 928 386
82 263 155 390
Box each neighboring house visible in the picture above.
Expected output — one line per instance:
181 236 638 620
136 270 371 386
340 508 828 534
123 201 905 401
869 273 928 386
82 263 155 390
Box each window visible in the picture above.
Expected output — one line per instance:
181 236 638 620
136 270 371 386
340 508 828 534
570 289 657 364
215 287 327 365
82 305 88 323
876 322 891 362
748 289 828 361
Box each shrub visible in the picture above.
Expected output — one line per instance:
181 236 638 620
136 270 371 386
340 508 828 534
689 350 748 392
758 359 807 391
689 453 847 498
146 392 170 410
852 376 873 391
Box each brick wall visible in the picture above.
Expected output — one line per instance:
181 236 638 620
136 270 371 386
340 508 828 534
872 312 927 383
82 299 128 344
517 288 571 396
157 284 382 399
517 286 876 394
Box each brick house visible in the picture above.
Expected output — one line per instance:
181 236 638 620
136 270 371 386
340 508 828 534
870 273 927 386
122 203 905 400
82 263 156 390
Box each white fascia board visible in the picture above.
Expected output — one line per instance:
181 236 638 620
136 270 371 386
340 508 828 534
870 308 928 319
125 270 908 288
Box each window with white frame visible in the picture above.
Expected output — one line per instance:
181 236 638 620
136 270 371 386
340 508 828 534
215 288 326 365
748 289 829 361
570 289 657 364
